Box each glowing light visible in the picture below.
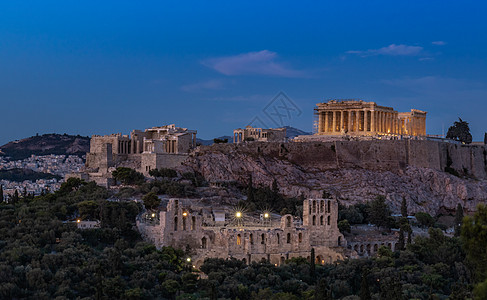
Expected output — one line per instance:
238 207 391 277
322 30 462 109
182 212 188 217
236 212 242 218
264 213 269 219
151 213 155 218
321 260 325 264
186 257 191 262
77 219 80 223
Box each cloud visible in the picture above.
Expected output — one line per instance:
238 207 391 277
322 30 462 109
181 79 225 92
202 50 307 77
346 44 424 57
432 41 446 46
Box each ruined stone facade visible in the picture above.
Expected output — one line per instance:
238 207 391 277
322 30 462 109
233 126 286 143
313 100 427 137
138 198 346 268
83 124 196 185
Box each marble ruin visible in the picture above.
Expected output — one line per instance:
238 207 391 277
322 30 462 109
80 124 197 186
233 126 286 143
138 198 346 268
313 100 426 137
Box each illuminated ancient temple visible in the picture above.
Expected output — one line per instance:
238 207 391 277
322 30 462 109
314 100 426 137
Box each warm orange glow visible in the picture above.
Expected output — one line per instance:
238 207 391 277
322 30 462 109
182 212 188 217
264 213 269 218
77 219 80 223
236 212 242 218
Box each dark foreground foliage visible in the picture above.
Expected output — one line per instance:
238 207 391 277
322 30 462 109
0 178 192 299
197 228 472 299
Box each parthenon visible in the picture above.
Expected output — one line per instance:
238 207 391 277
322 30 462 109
314 100 426 137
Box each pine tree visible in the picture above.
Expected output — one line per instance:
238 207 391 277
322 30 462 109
401 197 408 218
359 270 371 300
247 174 254 203
407 227 412 245
397 227 405 251
315 278 332 300
310 248 316 280
454 203 464 237
12 189 19 204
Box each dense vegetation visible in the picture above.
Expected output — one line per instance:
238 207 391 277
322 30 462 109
0 178 194 299
0 133 90 160
2 167 487 299
243 177 303 216
196 228 472 299
0 168 62 182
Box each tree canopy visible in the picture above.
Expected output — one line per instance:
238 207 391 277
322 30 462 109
446 118 473 144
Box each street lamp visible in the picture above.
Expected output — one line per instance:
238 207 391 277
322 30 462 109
236 211 243 227
182 212 188 217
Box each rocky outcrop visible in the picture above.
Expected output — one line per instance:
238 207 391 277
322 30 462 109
181 141 487 215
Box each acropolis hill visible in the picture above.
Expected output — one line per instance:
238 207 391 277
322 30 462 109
76 100 487 215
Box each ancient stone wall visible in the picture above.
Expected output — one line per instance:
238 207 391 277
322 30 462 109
196 140 487 179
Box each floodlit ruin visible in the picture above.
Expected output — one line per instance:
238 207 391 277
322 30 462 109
233 126 286 143
79 124 197 186
138 198 347 268
313 100 426 137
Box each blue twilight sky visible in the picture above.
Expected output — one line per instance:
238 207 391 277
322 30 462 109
1 1 487 144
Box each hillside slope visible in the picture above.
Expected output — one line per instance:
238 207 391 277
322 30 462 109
0 134 90 160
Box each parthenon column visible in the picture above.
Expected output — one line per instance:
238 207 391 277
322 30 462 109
332 111 336 132
354 110 359 131
377 112 381 133
325 111 328 132
364 110 368 132
370 110 375 132
348 111 352 132
318 113 323 133
340 110 345 132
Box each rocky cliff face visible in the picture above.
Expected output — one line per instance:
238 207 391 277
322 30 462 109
181 142 487 215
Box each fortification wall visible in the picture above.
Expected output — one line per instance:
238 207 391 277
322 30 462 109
199 140 487 179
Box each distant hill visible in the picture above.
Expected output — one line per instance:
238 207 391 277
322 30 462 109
283 126 312 138
0 168 62 182
0 134 90 161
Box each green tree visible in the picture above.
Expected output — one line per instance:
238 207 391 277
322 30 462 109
401 197 408 218
359 270 371 300
446 118 472 144
310 248 316 280
454 203 464 237
338 219 351 233
247 174 254 203
415 212 435 228
143 192 161 210
367 196 391 229
397 227 405 251
112 167 145 185
12 189 19 204
315 278 332 300
461 204 487 282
